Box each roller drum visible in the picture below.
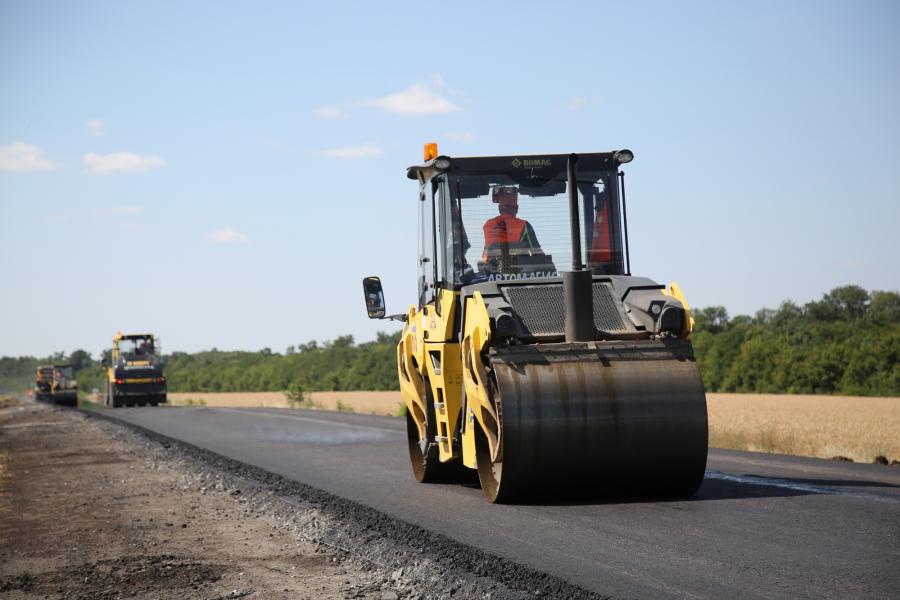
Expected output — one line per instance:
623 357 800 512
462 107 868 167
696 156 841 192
52 390 78 407
480 340 708 501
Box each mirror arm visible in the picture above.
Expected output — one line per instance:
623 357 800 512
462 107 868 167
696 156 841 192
385 313 409 323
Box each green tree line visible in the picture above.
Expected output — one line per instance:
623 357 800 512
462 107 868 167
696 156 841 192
0 332 402 396
159 332 400 395
692 285 899 396
2 286 898 397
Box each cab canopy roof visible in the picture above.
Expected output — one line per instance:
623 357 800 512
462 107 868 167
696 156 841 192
406 150 632 181
114 332 155 341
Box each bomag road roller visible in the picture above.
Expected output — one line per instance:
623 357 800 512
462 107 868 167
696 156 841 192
49 364 78 407
102 332 167 408
362 144 708 503
34 365 54 403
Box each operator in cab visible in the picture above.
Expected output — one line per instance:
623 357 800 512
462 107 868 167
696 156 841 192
481 186 544 267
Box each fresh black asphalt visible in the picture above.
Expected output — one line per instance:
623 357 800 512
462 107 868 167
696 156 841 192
100 406 900 599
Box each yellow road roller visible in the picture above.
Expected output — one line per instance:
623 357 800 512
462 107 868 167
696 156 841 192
50 364 78 407
102 332 167 408
363 144 707 502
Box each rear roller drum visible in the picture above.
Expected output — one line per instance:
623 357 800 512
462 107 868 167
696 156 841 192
475 422 508 503
406 383 472 484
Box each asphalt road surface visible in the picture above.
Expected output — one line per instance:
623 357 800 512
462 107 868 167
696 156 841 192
100 406 900 599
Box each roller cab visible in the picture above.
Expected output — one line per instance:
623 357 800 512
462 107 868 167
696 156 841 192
102 333 167 408
50 364 78 407
363 146 708 502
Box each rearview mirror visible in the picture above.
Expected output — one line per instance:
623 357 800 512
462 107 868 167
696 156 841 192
362 276 386 319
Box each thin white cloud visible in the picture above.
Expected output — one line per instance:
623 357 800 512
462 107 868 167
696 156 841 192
0 141 55 172
564 96 600 111
207 228 250 244
83 151 165 174
314 106 345 119
86 118 105 136
321 144 384 159
109 205 144 215
445 131 474 143
359 75 461 115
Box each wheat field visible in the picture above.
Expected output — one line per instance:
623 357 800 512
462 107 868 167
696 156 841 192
707 393 899 463
166 391 899 463
167 391 403 416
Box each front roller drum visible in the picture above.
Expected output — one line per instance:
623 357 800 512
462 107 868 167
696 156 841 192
475 341 708 503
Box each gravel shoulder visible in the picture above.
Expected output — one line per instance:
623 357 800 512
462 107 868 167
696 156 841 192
1 398 594 600
0 398 375 599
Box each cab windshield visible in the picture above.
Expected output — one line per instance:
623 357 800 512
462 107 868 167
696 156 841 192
119 337 155 357
447 171 624 285
54 366 74 379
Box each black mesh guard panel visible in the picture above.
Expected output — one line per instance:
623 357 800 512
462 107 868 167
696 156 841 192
591 283 628 332
503 285 566 336
501 283 629 339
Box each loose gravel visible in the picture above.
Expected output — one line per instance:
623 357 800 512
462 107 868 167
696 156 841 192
2 399 605 599
84 408 606 600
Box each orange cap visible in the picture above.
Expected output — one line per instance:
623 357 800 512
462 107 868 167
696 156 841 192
424 142 438 161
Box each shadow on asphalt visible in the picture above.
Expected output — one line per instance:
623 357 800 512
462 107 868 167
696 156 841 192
502 472 900 507
493 477 816 507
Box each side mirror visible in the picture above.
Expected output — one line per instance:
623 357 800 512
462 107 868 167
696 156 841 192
101 358 109 367
362 276 386 319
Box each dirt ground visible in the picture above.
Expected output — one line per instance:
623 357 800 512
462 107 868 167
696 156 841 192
0 398 377 600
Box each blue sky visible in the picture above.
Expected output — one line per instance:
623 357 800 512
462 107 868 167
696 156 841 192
1 0 898 357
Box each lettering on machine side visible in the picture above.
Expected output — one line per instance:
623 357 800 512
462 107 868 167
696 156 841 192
488 271 559 281
523 158 552 168
511 157 552 168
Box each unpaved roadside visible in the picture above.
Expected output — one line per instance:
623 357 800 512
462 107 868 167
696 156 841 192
1 399 587 600
0 399 376 599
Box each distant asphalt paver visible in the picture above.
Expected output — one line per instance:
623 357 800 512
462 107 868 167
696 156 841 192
99 406 900 600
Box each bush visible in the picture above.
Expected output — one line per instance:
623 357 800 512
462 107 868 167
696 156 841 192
692 286 899 396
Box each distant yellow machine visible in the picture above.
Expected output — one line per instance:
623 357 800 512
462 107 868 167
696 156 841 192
102 332 167 408
33 365 54 402
363 144 708 502
33 364 78 407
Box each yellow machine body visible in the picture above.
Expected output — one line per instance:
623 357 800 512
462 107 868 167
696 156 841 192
104 332 167 408
382 145 708 502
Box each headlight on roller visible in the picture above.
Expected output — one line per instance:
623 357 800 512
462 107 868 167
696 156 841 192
433 156 452 170
657 305 685 337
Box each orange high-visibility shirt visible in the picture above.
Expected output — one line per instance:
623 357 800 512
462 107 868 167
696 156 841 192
589 203 612 263
482 215 530 261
